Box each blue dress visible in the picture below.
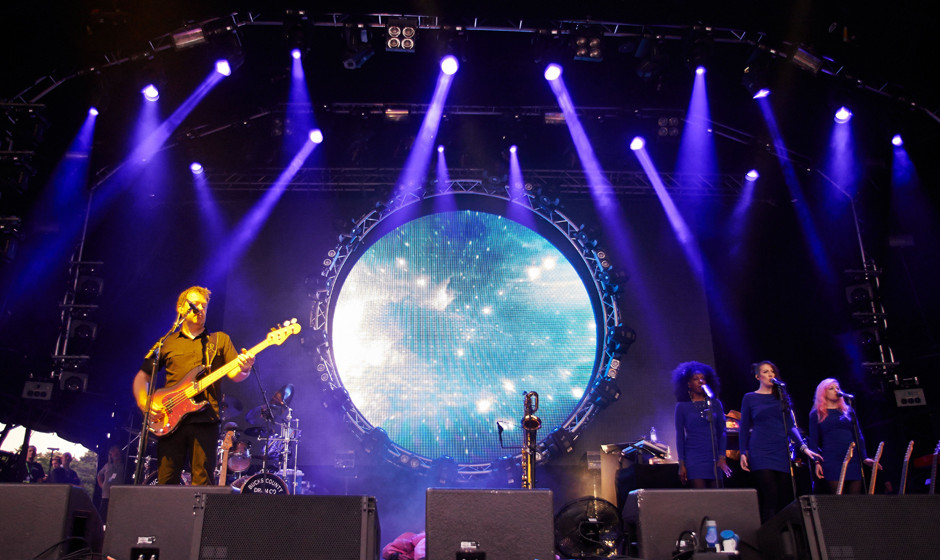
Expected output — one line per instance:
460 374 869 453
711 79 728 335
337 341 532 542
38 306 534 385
808 409 866 481
675 399 727 480
739 392 797 472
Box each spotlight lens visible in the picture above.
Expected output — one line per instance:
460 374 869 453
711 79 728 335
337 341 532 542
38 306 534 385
88 107 99 116
509 145 518 154
891 134 903 147
437 145 444 153
695 66 705 75
440 55 459 75
215 59 232 76
291 48 302 60
753 88 771 99
142 84 159 102
309 129 324 144
834 106 853 124
745 169 759 181
629 137 645 151
190 162 204 175
544 63 563 81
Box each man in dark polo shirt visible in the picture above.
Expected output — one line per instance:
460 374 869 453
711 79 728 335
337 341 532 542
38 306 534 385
132 286 255 485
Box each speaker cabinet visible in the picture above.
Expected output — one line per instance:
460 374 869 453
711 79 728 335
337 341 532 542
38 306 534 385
0 483 103 559
104 489 379 560
758 495 940 560
426 488 555 560
198 494 379 560
103 485 233 560
623 488 761 560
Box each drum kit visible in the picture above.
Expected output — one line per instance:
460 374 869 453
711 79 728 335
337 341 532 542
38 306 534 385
220 384 307 495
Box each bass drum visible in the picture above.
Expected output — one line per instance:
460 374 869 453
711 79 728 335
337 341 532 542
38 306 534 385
144 470 192 485
239 471 290 495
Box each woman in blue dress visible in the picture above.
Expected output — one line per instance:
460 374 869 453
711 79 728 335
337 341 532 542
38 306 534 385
808 378 872 494
740 361 822 522
672 361 732 488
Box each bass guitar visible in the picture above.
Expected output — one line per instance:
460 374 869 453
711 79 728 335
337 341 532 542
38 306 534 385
836 442 855 495
899 440 914 495
868 441 884 495
147 321 300 437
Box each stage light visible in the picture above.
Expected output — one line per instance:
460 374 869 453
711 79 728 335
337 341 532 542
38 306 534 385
891 134 903 147
590 377 621 408
88 107 99 116
362 427 391 454
544 63 563 81
291 48 302 60
309 129 323 144
215 59 232 76
834 106 853 124
440 55 459 75
742 47 772 99
386 19 417 52
745 169 759 181
141 84 160 102
573 33 603 62
437 145 444 153
695 66 705 75
629 137 645 151
190 162 204 175
171 27 207 50
509 145 518 154
752 88 771 99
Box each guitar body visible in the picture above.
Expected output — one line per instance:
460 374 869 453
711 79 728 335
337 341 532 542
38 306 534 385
147 365 211 437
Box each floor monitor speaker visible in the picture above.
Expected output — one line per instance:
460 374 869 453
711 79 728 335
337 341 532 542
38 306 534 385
0 483 103 560
425 488 555 560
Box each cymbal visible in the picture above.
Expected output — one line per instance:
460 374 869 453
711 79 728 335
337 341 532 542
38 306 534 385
271 384 294 408
244 426 271 438
221 421 239 433
246 403 288 425
221 395 243 420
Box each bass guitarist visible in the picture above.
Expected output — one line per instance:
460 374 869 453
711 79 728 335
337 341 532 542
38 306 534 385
133 286 255 485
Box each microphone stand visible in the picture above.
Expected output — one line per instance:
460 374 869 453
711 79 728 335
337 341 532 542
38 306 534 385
845 396 868 490
704 393 722 488
133 314 185 485
776 384 799 502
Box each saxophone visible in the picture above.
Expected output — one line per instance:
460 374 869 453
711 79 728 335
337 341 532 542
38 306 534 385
521 391 542 489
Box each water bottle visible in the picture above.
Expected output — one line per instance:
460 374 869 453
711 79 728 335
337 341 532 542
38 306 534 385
649 426 657 442
704 519 719 552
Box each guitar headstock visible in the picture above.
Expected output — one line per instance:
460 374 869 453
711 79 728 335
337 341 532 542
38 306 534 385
222 429 234 451
904 440 915 462
267 319 301 345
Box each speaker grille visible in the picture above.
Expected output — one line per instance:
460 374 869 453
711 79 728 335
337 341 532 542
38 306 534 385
807 495 940 560
199 494 378 560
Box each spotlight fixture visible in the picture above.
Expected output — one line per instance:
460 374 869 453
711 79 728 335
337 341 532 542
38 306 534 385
309 129 324 144
695 66 706 75
342 27 374 69
215 59 232 76
141 84 160 102
742 47 772 99
171 27 207 50
437 145 444 153
440 55 459 75
386 18 417 52
745 169 759 182
572 32 603 62
656 116 681 138
791 47 823 74
629 137 645 151
291 48 302 60
834 106 853 124
88 107 99 116
509 145 518 154
190 162 204 175
544 63 563 81
891 134 903 147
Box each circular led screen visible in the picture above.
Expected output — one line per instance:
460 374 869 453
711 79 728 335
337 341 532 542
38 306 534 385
331 209 598 464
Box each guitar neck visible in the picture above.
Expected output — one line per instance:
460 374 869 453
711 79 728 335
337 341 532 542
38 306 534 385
868 442 884 495
929 441 939 495
899 440 914 495
836 442 855 495
190 338 273 398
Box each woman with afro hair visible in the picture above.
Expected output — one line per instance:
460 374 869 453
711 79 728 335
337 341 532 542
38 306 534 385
672 361 732 488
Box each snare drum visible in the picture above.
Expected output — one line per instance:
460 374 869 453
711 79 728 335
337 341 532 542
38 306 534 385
240 471 290 495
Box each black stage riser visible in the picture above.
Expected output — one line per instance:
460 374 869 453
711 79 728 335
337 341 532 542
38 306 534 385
758 495 940 560
0 483 103 560
103 486 379 560
623 488 762 560
426 488 555 560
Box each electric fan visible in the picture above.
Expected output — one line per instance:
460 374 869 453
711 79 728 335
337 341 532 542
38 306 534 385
554 496 623 559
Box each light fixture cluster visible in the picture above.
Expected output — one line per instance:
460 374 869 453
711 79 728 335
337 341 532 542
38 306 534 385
386 19 417 52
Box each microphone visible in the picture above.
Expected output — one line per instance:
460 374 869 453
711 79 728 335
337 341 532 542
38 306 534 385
702 383 715 399
187 302 200 316
496 421 504 434
771 378 786 387
837 390 855 399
